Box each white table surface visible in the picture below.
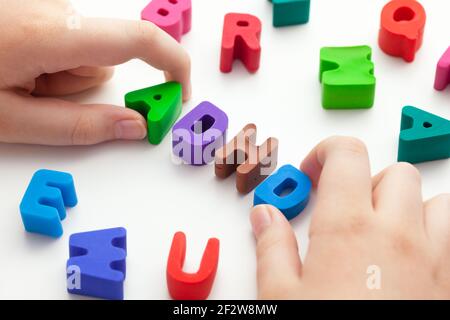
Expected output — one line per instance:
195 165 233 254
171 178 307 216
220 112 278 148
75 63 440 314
0 0 449 300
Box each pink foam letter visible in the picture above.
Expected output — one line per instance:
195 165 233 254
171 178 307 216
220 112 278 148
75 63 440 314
141 0 192 42
434 46 450 91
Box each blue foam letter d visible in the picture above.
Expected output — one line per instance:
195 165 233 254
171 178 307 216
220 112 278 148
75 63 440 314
254 165 312 220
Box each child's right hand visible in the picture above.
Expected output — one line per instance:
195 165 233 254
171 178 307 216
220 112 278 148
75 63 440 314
251 136 450 299
0 0 191 146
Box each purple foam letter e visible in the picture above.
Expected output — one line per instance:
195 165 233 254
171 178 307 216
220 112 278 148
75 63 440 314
172 101 229 166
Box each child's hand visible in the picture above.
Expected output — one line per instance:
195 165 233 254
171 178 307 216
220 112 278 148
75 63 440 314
251 137 449 299
0 0 191 145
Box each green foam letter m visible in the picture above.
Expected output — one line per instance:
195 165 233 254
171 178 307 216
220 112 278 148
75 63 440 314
320 46 376 109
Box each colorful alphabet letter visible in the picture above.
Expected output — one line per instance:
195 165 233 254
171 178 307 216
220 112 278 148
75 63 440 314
20 170 77 238
434 46 450 91
125 82 182 145
254 165 312 221
173 101 229 166
398 106 450 164
379 0 426 62
220 13 262 73
67 228 127 300
270 0 310 27
215 124 279 194
320 46 376 109
167 232 219 300
141 0 192 42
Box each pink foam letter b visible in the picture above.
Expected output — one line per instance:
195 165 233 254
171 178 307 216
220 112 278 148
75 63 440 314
141 0 192 42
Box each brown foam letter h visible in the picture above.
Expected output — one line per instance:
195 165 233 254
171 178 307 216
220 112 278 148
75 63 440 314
215 124 279 194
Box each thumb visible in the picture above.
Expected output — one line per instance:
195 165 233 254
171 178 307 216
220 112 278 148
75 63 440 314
0 91 147 145
250 205 303 299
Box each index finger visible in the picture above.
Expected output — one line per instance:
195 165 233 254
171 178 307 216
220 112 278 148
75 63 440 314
300 136 374 234
38 17 191 100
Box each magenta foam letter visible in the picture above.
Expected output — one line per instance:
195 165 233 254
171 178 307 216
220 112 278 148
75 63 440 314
141 0 191 42
434 46 450 91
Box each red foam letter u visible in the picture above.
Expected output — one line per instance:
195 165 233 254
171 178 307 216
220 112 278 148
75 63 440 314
166 232 220 300
379 0 426 62
220 13 262 73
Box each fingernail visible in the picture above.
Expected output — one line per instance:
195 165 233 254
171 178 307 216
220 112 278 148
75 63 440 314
251 205 273 238
114 120 147 140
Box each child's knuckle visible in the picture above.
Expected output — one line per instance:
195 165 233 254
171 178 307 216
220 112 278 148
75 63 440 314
386 227 419 258
71 113 96 145
310 214 372 238
326 136 368 156
393 162 421 182
134 20 158 49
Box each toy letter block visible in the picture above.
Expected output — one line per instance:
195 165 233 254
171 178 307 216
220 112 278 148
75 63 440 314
141 0 192 42
172 101 229 166
167 232 219 300
20 170 77 238
67 228 127 300
269 0 310 27
434 47 450 91
379 0 426 62
125 82 182 145
215 124 279 194
398 106 450 164
254 165 312 221
220 13 262 73
320 46 376 109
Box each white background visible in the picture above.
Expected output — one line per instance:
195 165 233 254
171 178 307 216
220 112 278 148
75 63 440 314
0 0 449 300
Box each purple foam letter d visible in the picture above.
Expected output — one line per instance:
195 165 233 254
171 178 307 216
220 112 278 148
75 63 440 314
172 101 229 166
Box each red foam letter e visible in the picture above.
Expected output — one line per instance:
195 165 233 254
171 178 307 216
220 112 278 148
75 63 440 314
379 0 426 62
220 13 262 73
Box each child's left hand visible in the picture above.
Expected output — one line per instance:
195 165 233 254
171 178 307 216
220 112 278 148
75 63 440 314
0 0 191 146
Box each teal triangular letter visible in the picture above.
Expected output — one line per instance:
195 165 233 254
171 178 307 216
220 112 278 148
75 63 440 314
398 106 450 164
